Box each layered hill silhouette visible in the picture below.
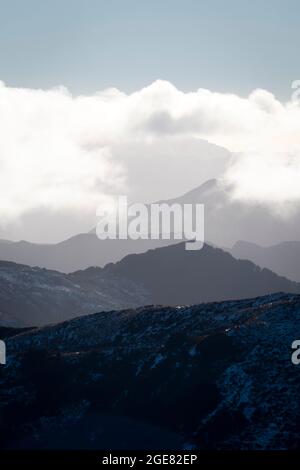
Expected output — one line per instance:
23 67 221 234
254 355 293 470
2 293 300 449
0 233 177 273
1 242 299 327
104 242 300 305
232 240 300 282
2 178 300 272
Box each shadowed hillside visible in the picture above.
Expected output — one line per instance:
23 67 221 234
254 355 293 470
1 293 300 450
104 242 300 305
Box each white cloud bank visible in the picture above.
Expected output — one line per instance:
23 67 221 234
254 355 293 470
0 79 300 224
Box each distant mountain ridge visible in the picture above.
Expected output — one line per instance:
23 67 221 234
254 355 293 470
231 240 300 282
1 178 300 272
0 233 178 273
166 179 300 247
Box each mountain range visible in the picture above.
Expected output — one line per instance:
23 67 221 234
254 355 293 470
0 233 177 273
1 242 300 327
2 178 300 273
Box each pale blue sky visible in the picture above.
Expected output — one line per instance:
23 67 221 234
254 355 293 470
0 0 299 99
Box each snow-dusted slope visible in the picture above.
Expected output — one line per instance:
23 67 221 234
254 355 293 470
1 293 300 449
0 260 150 327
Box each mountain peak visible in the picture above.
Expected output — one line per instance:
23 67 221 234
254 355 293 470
104 241 300 305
